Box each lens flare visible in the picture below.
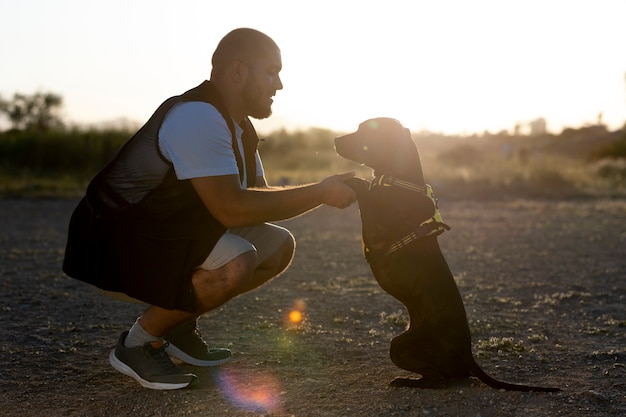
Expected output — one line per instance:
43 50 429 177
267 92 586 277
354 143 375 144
288 310 302 324
215 367 282 414
367 120 380 129
286 299 306 326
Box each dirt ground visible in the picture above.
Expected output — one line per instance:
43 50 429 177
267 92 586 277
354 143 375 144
0 197 625 417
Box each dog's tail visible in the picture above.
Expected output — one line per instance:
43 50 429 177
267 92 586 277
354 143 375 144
464 355 561 392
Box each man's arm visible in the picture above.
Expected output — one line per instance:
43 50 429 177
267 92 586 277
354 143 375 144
190 172 356 229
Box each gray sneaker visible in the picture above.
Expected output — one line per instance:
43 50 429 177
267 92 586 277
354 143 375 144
109 331 197 390
165 319 232 367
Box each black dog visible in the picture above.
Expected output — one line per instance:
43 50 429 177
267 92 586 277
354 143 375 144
335 118 559 392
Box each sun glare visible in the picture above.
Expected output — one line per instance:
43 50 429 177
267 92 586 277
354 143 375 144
215 367 282 414
288 310 303 324
287 299 307 325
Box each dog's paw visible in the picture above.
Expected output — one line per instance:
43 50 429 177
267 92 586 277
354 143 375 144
343 177 369 194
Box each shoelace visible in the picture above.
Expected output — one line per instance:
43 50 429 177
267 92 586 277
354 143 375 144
186 323 209 348
146 342 178 371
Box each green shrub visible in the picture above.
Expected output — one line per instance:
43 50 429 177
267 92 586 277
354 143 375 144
0 128 129 176
596 130 626 159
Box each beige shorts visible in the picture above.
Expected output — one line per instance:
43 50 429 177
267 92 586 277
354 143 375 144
198 223 292 270
99 223 292 303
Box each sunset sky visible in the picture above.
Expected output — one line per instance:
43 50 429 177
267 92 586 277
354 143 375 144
2 0 625 135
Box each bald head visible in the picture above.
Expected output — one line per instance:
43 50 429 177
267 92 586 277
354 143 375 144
208 28 283 122
211 28 280 75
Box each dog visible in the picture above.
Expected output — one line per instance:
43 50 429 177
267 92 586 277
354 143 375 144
335 118 560 392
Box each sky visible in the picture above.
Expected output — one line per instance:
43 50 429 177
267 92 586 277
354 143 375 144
1 0 625 135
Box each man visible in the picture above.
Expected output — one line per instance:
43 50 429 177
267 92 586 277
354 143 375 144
62 28 356 390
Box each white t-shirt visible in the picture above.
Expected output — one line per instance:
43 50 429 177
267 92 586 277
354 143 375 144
158 101 264 188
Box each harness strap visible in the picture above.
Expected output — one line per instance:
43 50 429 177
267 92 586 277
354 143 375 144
382 217 450 258
366 175 450 263
373 175 426 193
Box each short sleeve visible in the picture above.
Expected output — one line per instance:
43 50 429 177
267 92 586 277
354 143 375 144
158 102 240 180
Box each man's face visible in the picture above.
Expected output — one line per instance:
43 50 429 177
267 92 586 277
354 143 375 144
242 47 283 119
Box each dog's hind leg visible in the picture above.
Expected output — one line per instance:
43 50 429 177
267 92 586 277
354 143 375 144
389 330 451 389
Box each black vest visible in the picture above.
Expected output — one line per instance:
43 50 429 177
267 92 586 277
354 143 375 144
62 81 259 312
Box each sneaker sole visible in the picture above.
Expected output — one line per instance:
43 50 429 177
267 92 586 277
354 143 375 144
108 350 195 390
165 344 232 367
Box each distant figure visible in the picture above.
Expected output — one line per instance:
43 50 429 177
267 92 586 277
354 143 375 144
62 28 356 390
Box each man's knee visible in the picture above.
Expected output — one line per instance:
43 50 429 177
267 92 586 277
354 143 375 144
262 232 295 275
282 232 296 263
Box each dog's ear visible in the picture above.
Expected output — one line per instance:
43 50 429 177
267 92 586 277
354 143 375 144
391 134 426 184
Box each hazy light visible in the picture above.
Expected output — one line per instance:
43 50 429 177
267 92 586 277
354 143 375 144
2 1 624 135
287 299 307 326
215 367 282 414
288 310 303 324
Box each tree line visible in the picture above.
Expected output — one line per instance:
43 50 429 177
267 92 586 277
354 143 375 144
0 91 64 131
0 91 624 178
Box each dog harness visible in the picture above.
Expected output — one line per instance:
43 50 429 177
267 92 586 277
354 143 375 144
368 175 450 261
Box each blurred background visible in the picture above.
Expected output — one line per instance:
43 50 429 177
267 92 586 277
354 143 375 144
1 0 624 198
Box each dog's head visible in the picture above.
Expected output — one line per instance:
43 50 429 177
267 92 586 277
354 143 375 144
335 118 424 182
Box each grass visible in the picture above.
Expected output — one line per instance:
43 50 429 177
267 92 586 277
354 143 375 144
4 151 622 200
476 336 527 353
0 173 89 198
1 125 625 199
378 310 410 329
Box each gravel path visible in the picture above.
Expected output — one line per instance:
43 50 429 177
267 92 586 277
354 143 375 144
0 198 625 416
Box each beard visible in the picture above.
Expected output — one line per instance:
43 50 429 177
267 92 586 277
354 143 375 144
242 75 273 120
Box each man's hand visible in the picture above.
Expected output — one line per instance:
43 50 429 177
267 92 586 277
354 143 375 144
191 172 357 228
319 172 357 208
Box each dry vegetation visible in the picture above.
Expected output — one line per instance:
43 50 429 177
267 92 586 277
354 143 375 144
260 126 626 200
1 123 624 200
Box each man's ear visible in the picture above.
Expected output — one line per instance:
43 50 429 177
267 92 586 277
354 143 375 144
230 59 249 84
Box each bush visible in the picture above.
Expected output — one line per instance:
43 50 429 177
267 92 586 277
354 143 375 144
1 125 625 198
0 128 130 176
596 131 626 159
596 158 626 181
